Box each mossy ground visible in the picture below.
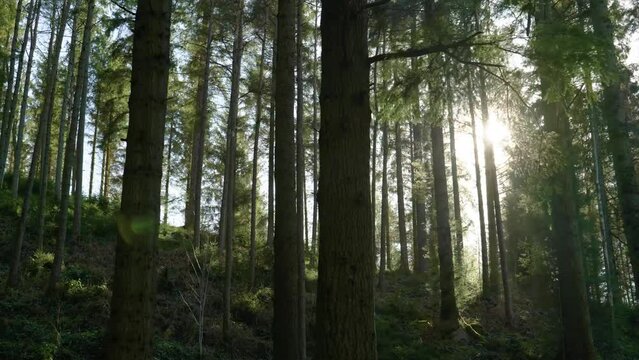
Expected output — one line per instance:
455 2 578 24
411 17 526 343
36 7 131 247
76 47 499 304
0 201 637 359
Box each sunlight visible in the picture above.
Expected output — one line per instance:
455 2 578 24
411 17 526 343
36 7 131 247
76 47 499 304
485 113 511 148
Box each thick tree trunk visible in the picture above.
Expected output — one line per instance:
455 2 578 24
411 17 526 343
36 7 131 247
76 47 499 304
272 0 301 356
221 0 244 343
395 121 410 272
295 1 307 356
589 0 639 300
535 3 596 357
431 93 460 335
249 14 267 288
466 70 489 295
315 1 376 358
446 76 463 266
49 0 95 290
11 0 41 199
105 0 171 358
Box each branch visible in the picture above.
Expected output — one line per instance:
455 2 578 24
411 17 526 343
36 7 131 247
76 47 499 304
368 31 485 63
444 50 504 68
365 0 390 10
109 0 135 17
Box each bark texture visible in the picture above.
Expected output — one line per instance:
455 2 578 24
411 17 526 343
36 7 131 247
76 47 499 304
315 1 377 358
105 0 171 358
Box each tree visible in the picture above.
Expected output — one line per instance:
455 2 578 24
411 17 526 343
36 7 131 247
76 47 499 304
272 0 301 356
315 0 376 359
588 0 639 300
105 0 171 357
395 121 410 272
49 0 96 291
7 0 71 288
445 73 463 266
533 1 596 357
430 79 460 335
220 0 245 343
249 3 268 289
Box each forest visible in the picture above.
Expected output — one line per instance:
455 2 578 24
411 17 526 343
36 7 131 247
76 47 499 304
0 0 638 359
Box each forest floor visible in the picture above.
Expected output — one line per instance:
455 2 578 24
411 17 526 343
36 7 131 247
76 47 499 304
0 201 637 359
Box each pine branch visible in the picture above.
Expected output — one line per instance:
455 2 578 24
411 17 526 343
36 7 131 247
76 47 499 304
368 31 488 63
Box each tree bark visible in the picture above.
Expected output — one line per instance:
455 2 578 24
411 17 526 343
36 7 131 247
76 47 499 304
272 0 301 356
430 90 460 335
105 0 171 357
315 1 376 358
534 3 596 357
378 122 389 288
395 121 409 272
589 0 639 301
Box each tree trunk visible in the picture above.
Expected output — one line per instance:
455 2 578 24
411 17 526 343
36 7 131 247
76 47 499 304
446 75 463 266
466 69 489 295
249 12 267 288
478 68 500 297
11 0 41 199
295 1 307 356
534 3 596 357
89 118 98 197
0 0 24 182
105 0 171 357
309 0 319 268
71 0 95 244
6 0 36 183
378 122 389 288
589 0 639 301
221 0 244 343
272 0 301 356
315 1 376 358
54 4 79 202
411 121 428 274
49 0 95 290
395 121 409 272
163 120 174 225
430 91 460 335
191 1 213 248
